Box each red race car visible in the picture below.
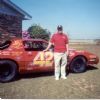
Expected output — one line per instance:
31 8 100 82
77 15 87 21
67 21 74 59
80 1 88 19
0 38 99 82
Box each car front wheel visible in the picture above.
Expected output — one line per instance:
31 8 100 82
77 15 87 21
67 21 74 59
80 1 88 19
70 56 87 73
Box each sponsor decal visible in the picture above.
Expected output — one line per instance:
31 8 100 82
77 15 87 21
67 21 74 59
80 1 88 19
11 51 23 56
1 51 10 56
11 40 22 49
33 52 54 67
0 51 22 56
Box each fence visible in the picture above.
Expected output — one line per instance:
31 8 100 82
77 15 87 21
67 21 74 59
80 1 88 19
69 39 100 45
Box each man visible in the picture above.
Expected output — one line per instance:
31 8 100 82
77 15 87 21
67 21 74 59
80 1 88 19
44 25 69 80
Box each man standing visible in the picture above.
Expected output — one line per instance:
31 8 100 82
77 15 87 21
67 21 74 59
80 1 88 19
44 25 69 80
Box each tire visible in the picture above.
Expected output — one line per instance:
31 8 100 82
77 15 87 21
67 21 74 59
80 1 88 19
0 60 17 83
70 56 86 73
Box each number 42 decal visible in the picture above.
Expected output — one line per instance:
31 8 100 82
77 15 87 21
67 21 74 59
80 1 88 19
33 52 54 67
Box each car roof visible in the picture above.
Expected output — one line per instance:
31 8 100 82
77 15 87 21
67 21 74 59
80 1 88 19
22 38 48 43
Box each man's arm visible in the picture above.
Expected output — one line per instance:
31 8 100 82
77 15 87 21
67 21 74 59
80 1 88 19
66 44 69 55
43 42 53 52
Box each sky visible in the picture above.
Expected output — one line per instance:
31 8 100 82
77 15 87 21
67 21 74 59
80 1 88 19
12 0 100 39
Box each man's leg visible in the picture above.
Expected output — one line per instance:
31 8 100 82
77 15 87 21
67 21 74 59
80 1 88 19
61 53 67 79
54 53 62 80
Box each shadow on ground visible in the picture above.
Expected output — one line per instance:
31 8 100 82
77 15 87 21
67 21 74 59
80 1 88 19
13 65 98 82
87 65 98 71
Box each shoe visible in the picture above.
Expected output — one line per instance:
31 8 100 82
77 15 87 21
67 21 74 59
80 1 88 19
61 76 67 79
55 77 59 80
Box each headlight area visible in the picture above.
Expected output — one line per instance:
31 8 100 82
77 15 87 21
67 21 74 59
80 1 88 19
89 58 97 62
88 55 99 64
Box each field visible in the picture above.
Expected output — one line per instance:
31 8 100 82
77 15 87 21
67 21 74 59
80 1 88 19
0 44 100 99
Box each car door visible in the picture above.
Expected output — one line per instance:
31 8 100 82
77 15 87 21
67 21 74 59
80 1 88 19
24 41 54 72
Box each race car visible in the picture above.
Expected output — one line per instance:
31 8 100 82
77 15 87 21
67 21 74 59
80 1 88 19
0 38 99 82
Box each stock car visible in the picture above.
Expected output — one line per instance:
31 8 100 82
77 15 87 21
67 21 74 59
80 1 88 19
0 38 99 82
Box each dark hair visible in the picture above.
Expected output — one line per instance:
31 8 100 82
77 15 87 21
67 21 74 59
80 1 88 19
57 25 63 31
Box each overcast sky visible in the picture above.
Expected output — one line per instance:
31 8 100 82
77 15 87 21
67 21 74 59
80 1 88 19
12 0 100 39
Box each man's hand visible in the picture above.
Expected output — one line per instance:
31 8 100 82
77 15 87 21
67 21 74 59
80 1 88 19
43 42 52 52
43 49 48 52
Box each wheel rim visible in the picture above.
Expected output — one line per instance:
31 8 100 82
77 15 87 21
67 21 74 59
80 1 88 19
0 63 11 79
73 59 85 71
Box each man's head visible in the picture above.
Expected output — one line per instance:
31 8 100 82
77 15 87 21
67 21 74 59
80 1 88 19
57 25 63 34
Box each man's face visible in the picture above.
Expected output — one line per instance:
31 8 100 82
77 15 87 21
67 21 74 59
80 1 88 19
58 30 63 34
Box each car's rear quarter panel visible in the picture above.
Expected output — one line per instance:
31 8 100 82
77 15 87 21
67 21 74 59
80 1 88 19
0 39 26 73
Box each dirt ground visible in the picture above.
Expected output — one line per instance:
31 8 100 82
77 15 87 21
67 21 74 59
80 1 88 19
0 44 100 99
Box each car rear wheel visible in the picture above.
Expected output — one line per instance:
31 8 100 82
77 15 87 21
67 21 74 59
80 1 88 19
0 60 17 83
70 56 87 73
